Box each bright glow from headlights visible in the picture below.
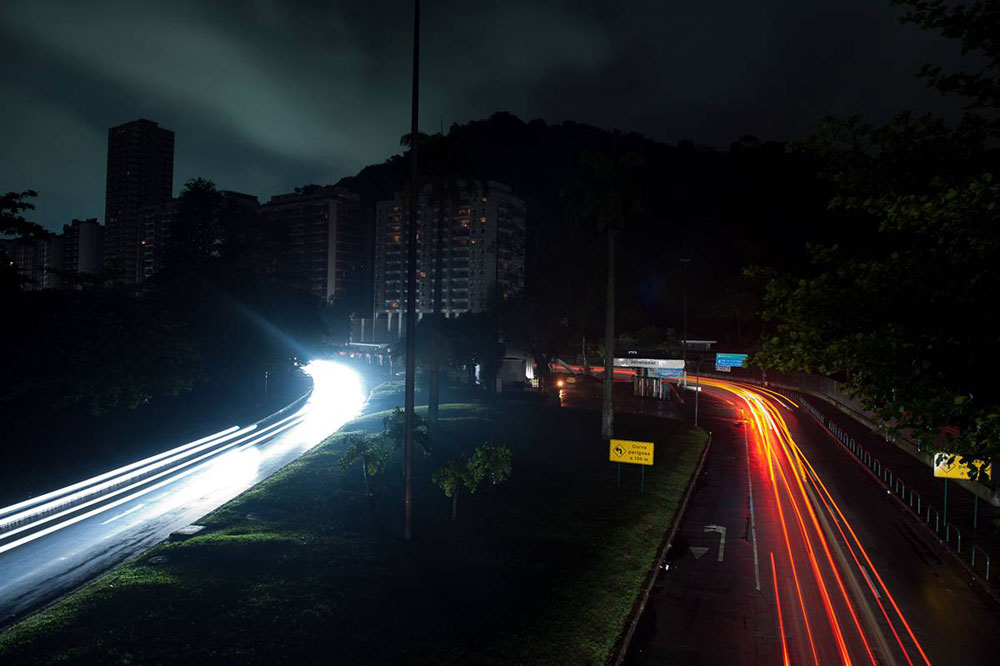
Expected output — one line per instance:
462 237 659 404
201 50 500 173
0 359 365 555
297 360 365 447
0 425 246 526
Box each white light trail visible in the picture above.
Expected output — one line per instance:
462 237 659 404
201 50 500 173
0 426 241 521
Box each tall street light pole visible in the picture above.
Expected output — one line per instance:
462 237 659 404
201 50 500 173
403 0 421 542
680 258 690 386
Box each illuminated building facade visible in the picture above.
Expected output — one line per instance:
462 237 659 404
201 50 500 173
372 180 525 340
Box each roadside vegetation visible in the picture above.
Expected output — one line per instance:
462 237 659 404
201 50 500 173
0 401 705 665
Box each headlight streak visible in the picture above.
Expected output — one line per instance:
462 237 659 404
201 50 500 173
785 416 932 666
772 550 792 666
755 384 800 410
0 425 242 522
755 392 921 665
0 360 364 562
762 413 823 665
0 415 296 541
699 377 931 666
0 415 305 555
791 440 919 666
751 391 874 666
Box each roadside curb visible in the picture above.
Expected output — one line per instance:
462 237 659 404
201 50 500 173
799 404 1000 608
611 429 713 666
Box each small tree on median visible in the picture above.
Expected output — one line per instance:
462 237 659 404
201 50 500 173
432 459 472 520
432 443 513 520
340 434 392 497
467 443 513 488
382 407 432 454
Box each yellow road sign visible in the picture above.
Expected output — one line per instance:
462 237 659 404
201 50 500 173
610 439 654 466
933 452 992 481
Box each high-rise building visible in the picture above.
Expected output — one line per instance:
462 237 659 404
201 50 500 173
261 185 372 308
2 218 105 290
372 180 525 340
138 199 177 284
3 235 63 290
104 119 174 283
62 218 104 275
137 190 260 284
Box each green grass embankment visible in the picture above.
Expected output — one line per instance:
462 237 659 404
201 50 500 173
0 402 705 665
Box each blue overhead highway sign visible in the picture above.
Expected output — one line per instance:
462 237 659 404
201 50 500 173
715 353 748 368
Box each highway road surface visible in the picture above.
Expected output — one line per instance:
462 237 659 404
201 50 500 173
0 360 364 628
626 378 1000 665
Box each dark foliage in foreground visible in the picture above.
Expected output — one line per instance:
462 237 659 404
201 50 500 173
0 179 328 415
756 1 1000 456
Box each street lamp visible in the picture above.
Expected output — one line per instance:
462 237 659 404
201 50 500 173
680 258 690 386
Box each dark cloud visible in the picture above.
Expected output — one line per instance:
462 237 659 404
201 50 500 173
0 0 964 231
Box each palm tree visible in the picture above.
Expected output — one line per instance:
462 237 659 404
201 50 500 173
399 130 474 426
426 133 468 425
574 142 645 439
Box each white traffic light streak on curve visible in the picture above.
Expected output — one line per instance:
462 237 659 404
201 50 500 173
0 425 243 522
0 360 364 557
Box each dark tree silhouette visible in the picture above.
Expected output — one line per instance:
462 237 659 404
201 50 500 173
572 142 645 439
755 3 1000 456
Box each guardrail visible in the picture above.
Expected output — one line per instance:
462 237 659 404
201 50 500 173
947 523 962 553
700 367 1000 508
799 394 995 590
972 545 991 581
0 384 313 538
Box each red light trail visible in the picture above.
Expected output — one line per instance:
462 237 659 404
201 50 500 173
701 378 931 666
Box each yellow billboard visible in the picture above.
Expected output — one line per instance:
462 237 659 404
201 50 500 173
933 453 992 481
610 439 654 466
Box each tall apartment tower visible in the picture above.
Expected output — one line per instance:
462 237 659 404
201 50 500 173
2 235 64 290
104 119 174 283
62 218 104 275
261 185 372 309
373 180 525 341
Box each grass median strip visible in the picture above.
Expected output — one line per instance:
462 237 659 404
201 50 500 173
0 402 705 665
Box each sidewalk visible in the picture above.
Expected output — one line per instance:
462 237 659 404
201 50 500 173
795 392 1000 595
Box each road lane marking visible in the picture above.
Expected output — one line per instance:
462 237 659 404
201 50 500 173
742 407 762 591
771 551 792 666
860 566 881 600
100 504 145 525
704 525 726 562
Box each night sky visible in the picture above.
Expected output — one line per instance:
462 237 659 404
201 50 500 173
0 0 965 232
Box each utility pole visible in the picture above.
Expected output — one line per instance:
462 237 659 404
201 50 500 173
680 258 690 386
403 0 421 542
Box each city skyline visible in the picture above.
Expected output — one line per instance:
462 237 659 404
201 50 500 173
0 0 968 232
